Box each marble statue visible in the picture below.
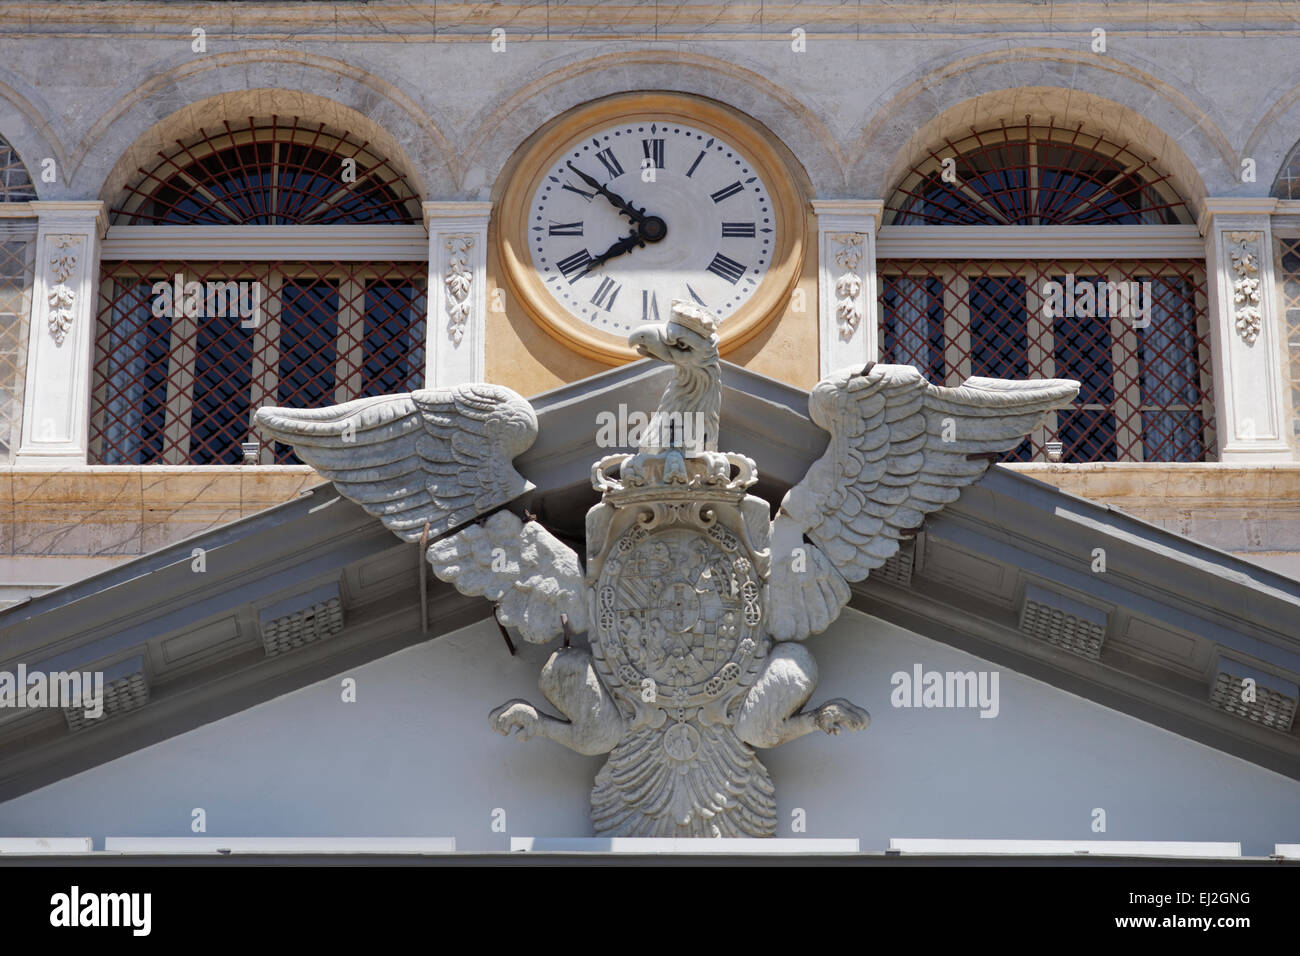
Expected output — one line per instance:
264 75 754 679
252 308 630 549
255 298 1079 837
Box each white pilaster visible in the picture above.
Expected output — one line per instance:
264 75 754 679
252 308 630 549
423 201 491 388
1199 199 1292 461
812 200 883 377
16 201 107 466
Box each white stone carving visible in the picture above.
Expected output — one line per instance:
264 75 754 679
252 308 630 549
814 201 882 376
1227 230 1263 345
830 232 865 339
254 383 538 543
443 235 474 345
428 511 587 643
46 234 81 346
260 296 1080 838
769 365 1080 641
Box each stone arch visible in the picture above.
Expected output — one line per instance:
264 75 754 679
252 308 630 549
852 47 1230 217
1243 81 1300 196
75 50 455 203
461 48 843 199
0 74 68 199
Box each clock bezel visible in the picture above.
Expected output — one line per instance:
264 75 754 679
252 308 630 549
497 92 805 364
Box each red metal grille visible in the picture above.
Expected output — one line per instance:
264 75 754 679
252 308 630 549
90 260 427 465
1276 236 1300 444
1273 142 1300 200
879 258 1213 462
111 117 421 225
0 136 36 203
886 118 1192 226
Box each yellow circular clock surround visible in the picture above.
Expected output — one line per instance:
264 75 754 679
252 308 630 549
497 92 806 364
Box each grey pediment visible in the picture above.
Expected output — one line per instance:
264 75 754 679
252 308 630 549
0 359 1297 799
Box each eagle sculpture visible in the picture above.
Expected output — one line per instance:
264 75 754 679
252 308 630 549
255 299 1079 838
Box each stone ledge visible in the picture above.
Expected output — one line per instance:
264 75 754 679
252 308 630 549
0 467 320 559
1006 463 1300 558
1007 463 1300 504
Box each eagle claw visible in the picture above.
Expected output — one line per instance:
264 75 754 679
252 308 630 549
490 699 540 740
814 699 870 736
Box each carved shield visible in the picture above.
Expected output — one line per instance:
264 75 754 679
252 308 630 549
586 485 779 837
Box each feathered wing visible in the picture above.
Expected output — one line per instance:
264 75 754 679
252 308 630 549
767 364 1080 642
257 384 582 645
427 511 586 644
254 383 538 542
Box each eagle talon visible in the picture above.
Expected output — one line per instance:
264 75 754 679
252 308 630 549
813 699 870 735
490 699 540 740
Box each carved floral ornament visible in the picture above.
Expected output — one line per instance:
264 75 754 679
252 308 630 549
444 235 474 346
46 234 83 346
1227 230 1262 345
829 232 865 340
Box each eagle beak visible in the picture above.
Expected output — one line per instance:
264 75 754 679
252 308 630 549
629 325 673 362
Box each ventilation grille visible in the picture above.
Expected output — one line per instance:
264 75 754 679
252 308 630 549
1018 584 1107 660
874 540 915 588
259 583 345 657
1209 662 1298 732
63 656 149 732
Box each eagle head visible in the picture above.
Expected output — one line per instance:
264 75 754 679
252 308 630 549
628 299 719 369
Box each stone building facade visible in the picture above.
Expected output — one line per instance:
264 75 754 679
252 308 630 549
1 4 1300 584
1 2 1299 857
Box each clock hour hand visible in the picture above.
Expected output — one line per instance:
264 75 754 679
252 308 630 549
581 232 645 275
566 161 647 226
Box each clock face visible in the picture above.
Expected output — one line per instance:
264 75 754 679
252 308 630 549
498 94 803 363
527 121 776 335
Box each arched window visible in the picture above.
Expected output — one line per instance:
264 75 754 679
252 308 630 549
1272 138 1300 445
880 119 1211 462
111 117 420 224
0 134 36 462
1272 138 1300 201
91 118 426 465
888 120 1192 226
0 134 36 203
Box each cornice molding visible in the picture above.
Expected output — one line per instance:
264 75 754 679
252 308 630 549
877 224 1206 259
2 2 1297 40
1196 197 1281 233
423 201 493 231
812 199 885 230
100 224 431 261
29 200 107 238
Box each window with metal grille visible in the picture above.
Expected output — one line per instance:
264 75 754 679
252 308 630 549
880 259 1212 461
111 116 421 225
1272 140 1300 200
886 120 1193 226
91 260 427 464
1276 235 1300 446
0 221 36 462
881 120 1209 462
93 117 426 465
0 136 36 204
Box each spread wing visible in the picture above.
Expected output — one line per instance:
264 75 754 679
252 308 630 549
427 511 586 644
767 364 1079 642
254 383 537 542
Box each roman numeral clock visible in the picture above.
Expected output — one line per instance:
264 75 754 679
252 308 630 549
498 93 805 363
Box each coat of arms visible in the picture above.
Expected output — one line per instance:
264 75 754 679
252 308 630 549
257 299 1077 837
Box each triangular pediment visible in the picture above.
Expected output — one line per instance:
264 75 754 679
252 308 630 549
1 360 1297 799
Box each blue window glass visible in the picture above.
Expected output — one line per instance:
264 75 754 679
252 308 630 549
881 275 944 382
101 281 168 465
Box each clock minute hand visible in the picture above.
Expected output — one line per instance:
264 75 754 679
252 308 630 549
566 162 647 225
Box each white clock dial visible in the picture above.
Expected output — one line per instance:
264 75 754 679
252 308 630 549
527 121 776 334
